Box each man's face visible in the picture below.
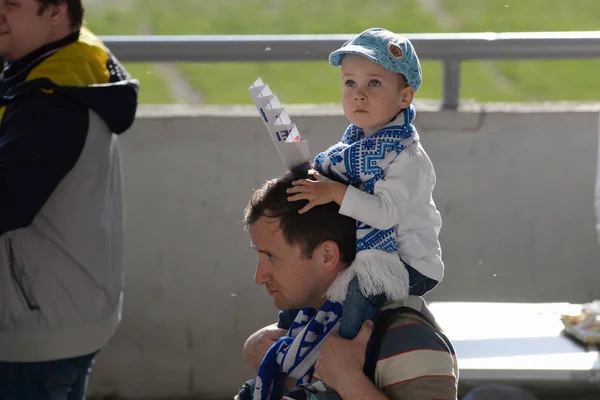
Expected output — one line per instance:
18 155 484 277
0 0 63 62
250 216 328 311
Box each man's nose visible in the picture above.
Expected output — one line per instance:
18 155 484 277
254 261 270 285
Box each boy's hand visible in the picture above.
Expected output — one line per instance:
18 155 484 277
243 323 287 372
286 171 348 213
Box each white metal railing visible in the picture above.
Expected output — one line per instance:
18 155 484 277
101 31 600 109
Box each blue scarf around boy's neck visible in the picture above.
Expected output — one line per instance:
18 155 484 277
313 105 416 303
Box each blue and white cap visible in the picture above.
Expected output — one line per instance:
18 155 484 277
329 28 422 92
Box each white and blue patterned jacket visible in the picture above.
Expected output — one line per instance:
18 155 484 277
337 114 444 282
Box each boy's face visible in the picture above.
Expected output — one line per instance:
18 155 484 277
340 54 414 135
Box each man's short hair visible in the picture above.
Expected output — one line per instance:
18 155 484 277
244 171 356 265
38 0 84 31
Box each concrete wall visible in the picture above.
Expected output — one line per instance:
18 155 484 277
88 103 600 399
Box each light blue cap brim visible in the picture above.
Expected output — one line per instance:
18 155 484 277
329 45 384 67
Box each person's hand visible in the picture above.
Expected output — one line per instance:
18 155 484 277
243 323 288 371
315 320 374 391
286 171 348 213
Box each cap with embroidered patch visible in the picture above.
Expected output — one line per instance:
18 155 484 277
329 28 422 92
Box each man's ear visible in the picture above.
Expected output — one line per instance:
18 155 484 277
398 86 415 109
42 2 69 25
317 240 341 273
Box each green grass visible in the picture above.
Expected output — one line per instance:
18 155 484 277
142 0 445 104
83 0 600 104
439 0 600 32
83 3 175 104
440 0 600 102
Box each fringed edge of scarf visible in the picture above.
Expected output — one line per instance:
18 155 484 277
325 250 410 302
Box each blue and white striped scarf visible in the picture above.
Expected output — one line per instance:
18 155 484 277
254 301 343 400
314 106 416 303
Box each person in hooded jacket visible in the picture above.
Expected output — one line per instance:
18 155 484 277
0 1 138 399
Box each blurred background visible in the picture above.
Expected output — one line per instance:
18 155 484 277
84 0 600 105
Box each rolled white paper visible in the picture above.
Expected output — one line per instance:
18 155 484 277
248 77 312 171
